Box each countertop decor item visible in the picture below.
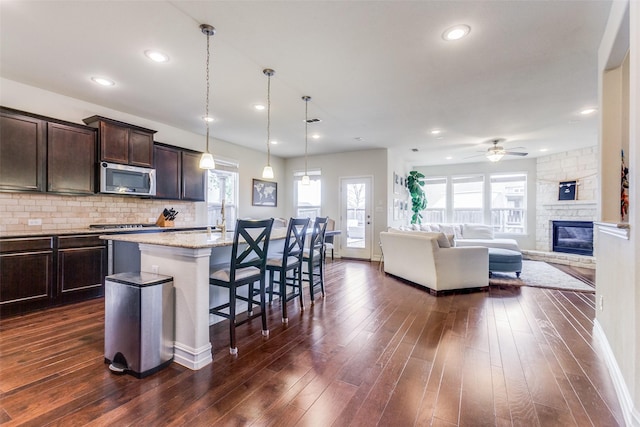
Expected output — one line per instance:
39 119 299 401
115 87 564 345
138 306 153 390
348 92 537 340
156 208 178 227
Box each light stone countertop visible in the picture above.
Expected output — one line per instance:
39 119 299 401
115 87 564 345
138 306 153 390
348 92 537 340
1 225 212 239
100 227 289 249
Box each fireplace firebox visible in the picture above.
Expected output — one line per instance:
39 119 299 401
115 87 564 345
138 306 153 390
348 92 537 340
552 220 593 256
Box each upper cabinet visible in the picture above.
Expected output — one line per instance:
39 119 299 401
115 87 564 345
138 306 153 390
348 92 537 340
154 143 205 201
0 107 97 195
83 116 156 167
47 122 96 195
0 109 47 193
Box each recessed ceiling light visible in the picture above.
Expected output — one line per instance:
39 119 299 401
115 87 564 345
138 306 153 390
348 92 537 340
431 129 442 135
442 25 471 41
312 134 320 140
144 50 169 63
202 116 215 122
445 156 453 160
540 148 549 152
254 104 266 111
580 108 597 115
91 76 115 86
270 140 278 145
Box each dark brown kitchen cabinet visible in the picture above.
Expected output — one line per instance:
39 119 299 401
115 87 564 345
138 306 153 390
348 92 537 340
154 144 181 199
0 234 107 318
83 116 156 167
56 235 106 305
181 150 206 201
47 122 96 194
0 109 46 193
154 144 205 201
0 237 54 316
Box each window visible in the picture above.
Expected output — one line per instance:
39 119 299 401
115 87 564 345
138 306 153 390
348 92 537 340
294 170 321 218
423 177 447 223
490 173 526 234
452 175 484 223
207 160 238 227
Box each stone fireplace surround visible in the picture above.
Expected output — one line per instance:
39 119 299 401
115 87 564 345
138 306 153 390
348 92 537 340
526 147 598 269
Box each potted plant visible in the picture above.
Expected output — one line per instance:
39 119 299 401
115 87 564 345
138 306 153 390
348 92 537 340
407 171 427 224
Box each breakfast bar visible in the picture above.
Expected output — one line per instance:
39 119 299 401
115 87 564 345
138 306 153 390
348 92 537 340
101 228 289 370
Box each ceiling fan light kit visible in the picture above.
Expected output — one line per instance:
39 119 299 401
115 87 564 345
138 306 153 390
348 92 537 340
484 139 528 162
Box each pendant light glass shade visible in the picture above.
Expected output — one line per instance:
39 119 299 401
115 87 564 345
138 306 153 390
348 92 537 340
262 69 275 179
301 95 311 185
199 153 215 169
262 165 274 179
199 24 216 170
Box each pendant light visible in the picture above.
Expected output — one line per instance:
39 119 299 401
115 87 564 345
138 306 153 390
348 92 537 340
261 68 275 179
301 95 311 185
199 24 216 170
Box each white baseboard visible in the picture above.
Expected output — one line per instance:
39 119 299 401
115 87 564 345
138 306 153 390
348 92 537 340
593 320 640 426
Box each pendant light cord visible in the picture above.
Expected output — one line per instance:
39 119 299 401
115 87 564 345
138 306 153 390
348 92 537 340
304 99 308 175
205 32 211 153
267 73 271 167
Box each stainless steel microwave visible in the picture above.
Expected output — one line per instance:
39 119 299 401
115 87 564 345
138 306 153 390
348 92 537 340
100 162 156 196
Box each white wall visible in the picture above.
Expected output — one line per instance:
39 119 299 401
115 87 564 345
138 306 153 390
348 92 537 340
596 1 640 425
284 148 388 260
414 158 537 250
0 78 287 223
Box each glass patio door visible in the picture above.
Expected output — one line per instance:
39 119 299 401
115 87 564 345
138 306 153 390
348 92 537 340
340 176 372 259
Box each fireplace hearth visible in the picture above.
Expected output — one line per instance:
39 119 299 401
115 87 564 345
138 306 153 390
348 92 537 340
552 220 593 256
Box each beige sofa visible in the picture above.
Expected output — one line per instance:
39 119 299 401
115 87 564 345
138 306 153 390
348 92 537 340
404 223 521 252
379 230 489 295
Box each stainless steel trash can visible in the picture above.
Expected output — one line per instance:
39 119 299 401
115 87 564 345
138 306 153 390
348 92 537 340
104 271 174 378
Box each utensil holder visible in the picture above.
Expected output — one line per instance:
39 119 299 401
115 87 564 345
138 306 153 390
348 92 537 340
156 214 174 227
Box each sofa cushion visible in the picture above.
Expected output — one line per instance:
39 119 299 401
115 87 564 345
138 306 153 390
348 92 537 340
462 223 494 239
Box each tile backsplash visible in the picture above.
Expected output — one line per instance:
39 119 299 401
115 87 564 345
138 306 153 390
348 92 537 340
0 193 197 234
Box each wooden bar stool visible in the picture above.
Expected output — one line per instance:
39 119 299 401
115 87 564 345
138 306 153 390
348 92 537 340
266 217 309 324
209 218 274 355
302 216 328 304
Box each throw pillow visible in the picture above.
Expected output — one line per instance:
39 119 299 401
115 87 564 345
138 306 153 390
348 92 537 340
436 232 451 248
462 223 494 239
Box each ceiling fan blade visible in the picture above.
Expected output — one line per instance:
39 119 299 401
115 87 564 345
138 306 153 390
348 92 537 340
505 151 528 156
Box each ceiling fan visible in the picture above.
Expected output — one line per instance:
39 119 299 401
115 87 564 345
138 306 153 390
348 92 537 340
483 139 528 162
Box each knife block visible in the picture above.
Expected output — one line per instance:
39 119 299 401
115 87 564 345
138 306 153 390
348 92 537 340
155 214 174 227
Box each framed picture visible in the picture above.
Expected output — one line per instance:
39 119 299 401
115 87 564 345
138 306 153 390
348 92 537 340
252 179 277 206
393 172 400 194
558 180 577 201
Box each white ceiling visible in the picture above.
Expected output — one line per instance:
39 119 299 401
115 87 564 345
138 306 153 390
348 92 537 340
0 1 611 166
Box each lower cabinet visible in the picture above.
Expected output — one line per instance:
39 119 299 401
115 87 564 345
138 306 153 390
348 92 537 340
0 234 107 317
0 237 54 316
57 235 107 305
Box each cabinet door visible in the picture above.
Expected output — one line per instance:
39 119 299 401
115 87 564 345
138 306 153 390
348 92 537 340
181 151 206 201
0 237 53 317
48 123 96 194
57 235 106 304
0 110 46 192
154 145 181 199
129 129 154 167
100 121 129 164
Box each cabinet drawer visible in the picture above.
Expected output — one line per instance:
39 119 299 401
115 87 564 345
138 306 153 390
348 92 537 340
0 237 53 253
58 235 105 249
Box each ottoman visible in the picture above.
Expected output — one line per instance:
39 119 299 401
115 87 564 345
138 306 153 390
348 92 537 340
488 248 522 278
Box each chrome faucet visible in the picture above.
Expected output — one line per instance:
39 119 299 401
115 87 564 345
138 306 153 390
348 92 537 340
217 199 227 237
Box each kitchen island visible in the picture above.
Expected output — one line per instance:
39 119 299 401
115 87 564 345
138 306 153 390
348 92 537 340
101 228 288 370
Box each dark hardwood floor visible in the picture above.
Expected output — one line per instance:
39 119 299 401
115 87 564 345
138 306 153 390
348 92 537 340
0 260 622 426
